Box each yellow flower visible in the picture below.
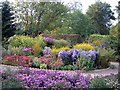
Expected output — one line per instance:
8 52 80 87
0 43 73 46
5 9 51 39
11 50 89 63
51 47 70 55
92 40 101 46
73 43 94 51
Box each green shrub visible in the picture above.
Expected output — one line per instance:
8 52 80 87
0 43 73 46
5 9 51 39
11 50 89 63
90 75 120 89
2 69 24 89
77 56 94 71
88 34 109 47
53 39 70 48
53 65 78 70
32 57 47 69
96 47 116 68
8 35 34 47
8 35 46 49
34 35 46 48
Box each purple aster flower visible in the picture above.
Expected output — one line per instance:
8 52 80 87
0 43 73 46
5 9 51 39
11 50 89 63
58 50 68 60
43 47 51 55
22 48 32 52
43 37 55 45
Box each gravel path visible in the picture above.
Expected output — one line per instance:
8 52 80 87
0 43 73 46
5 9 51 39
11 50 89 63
0 62 119 78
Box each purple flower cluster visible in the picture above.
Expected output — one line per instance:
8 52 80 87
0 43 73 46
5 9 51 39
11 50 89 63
58 49 98 64
43 47 51 56
43 37 55 45
80 50 99 61
22 48 32 52
15 68 89 88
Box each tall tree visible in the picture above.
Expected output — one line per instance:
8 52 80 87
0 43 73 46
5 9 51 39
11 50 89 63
86 1 115 35
14 1 68 36
69 10 94 38
2 1 16 41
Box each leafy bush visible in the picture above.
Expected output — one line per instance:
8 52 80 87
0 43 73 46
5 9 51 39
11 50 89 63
73 43 95 51
34 35 46 48
90 75 120 89
53 39 70 48
1 70 24 89
8 35 46 48
8 35 34 47
76 50 98 71
96 47 116 68
2 55 33 67
32 44 42 57
2 46 33 57
53 65 78 70
32 57 47 69
88 34 110 47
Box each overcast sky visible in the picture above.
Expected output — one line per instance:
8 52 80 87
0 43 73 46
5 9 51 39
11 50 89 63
0 0 119 25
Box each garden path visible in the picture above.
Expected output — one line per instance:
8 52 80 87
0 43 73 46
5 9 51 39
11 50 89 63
0 62 119 78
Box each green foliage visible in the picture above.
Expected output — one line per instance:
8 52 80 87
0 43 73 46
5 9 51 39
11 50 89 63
88 34 110 46
86 1 115 35
34 35 46 48
53 39 70 48
90 75 120 89
96 47 116 68
8 35 46 49
2 69 24 89
2 1 16 41
108 23 120 50
15 1 69 36
32 44 42 57
77 56 94 71
67 10 94 38
8 35 34 47
32 57 47 69
7 46 25 56
53 65 78 70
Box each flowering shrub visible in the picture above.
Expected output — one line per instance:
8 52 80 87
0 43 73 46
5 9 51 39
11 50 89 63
73 43 95 51
76 50 99 71
2 55 33 67
22 47 32 52
58 49 80 65
58 49 98 70
43 37 55 45
51 46 70 55
22 47 33 56
38 54 63 68
43 47 51 56
15 68 90 88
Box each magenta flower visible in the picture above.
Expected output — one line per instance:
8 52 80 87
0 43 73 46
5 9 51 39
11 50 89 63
22 48 32 52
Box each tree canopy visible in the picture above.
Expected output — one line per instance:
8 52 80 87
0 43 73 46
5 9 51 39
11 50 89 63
86 1 115 35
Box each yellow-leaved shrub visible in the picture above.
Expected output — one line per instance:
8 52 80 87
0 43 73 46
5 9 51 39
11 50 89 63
51 47 70 55
32 44 42 57
73 43 94 51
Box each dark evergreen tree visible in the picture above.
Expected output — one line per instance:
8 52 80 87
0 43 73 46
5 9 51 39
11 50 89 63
86 1 115 35
2 1 16 41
